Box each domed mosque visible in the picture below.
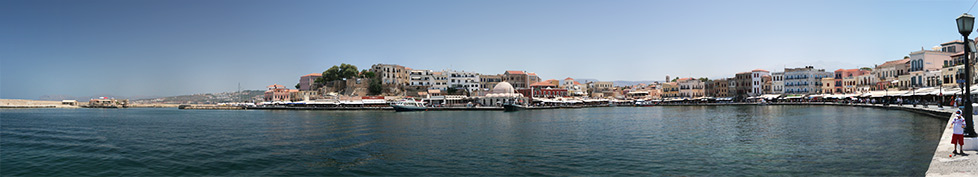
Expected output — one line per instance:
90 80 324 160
480 82 524 106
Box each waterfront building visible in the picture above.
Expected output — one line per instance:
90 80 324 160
783 66 833 94
524 79 567 98
771 72 784 94
409 69 480 93
834 69 870 93
856 73 877 93
727 78 738 99
560 77 588 96
264 84 297 102
946 52 978 85
370 64 410 86
924 70 942 88
479 82 524 106
907 42 957 74
677 78 704 98
298 73 322 91
592 81 614 92
707 78 730 98
942 65 965 88
444 70 480 92
504 70 531 89
704 80 715 97
873 58 910 90
661 82 679 98
528 73 541 85
479 74 504 94
733 72 752 100
749 69 770 97
821 77 835 94
290 90 320 102
762 75 772 95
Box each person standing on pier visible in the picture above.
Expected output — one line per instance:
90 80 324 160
951 114 967 155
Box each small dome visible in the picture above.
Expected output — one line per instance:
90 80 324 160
491 82 515 94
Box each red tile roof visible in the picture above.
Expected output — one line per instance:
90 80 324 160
752 69 769 72
303 73 322 77
528 72 537 76
530 81 557 87
879 59 910 67
506 70 525 75
564 77 574 80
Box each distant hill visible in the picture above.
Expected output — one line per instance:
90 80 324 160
38 94 160 101
575 79 662 86
132 90 265 104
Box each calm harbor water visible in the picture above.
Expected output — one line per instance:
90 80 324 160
0 106 946 176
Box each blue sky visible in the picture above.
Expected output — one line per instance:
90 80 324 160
1 0 975 99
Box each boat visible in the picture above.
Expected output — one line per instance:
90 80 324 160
503 103 525 112
391 99 427 112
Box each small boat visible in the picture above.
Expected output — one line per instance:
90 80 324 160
503 103 525 112
391 99 427 112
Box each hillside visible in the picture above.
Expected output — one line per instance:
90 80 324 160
133 90 265 104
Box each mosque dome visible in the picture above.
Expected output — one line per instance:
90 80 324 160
491 82 515 94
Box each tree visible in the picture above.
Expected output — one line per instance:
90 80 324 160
446 85 460 95
698 77 709 82
320 63 360 84
360 70 376 78
368 73 383 95
295 83 301 89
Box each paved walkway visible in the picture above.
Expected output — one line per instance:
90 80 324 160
924 110 978 177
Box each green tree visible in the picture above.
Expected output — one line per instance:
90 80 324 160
368 73 383 95
446 85 460 95
698 77 709 82
295 83 301 89
360 70 376 78
320 63 360 84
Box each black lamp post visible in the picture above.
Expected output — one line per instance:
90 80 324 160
957 13 977 137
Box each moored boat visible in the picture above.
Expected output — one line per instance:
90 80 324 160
391 99 427 112
503 103 525 112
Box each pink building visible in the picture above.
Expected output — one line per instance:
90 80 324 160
264 84 297 101
299 73 322 91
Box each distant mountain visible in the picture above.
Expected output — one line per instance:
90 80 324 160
132 90 265 104
38 94 160 101
574 79 662 86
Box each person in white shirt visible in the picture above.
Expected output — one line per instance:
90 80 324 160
951 114 967 155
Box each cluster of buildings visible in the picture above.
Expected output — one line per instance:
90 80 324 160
264 63 615 105
261 39 978 103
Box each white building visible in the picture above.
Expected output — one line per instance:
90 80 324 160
771 72 784 94
783 66 833 94
409 69 480 92
750 69 770 97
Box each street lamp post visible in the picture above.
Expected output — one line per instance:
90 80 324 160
957 13 977 137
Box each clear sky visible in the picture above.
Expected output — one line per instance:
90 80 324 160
1 0 975 99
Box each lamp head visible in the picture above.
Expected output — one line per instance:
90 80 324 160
958 13 975 36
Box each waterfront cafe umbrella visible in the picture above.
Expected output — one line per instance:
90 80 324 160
868 91 889 98
894 91 914 97
913 88 936 96
759 94 780 100
784 95 804 99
